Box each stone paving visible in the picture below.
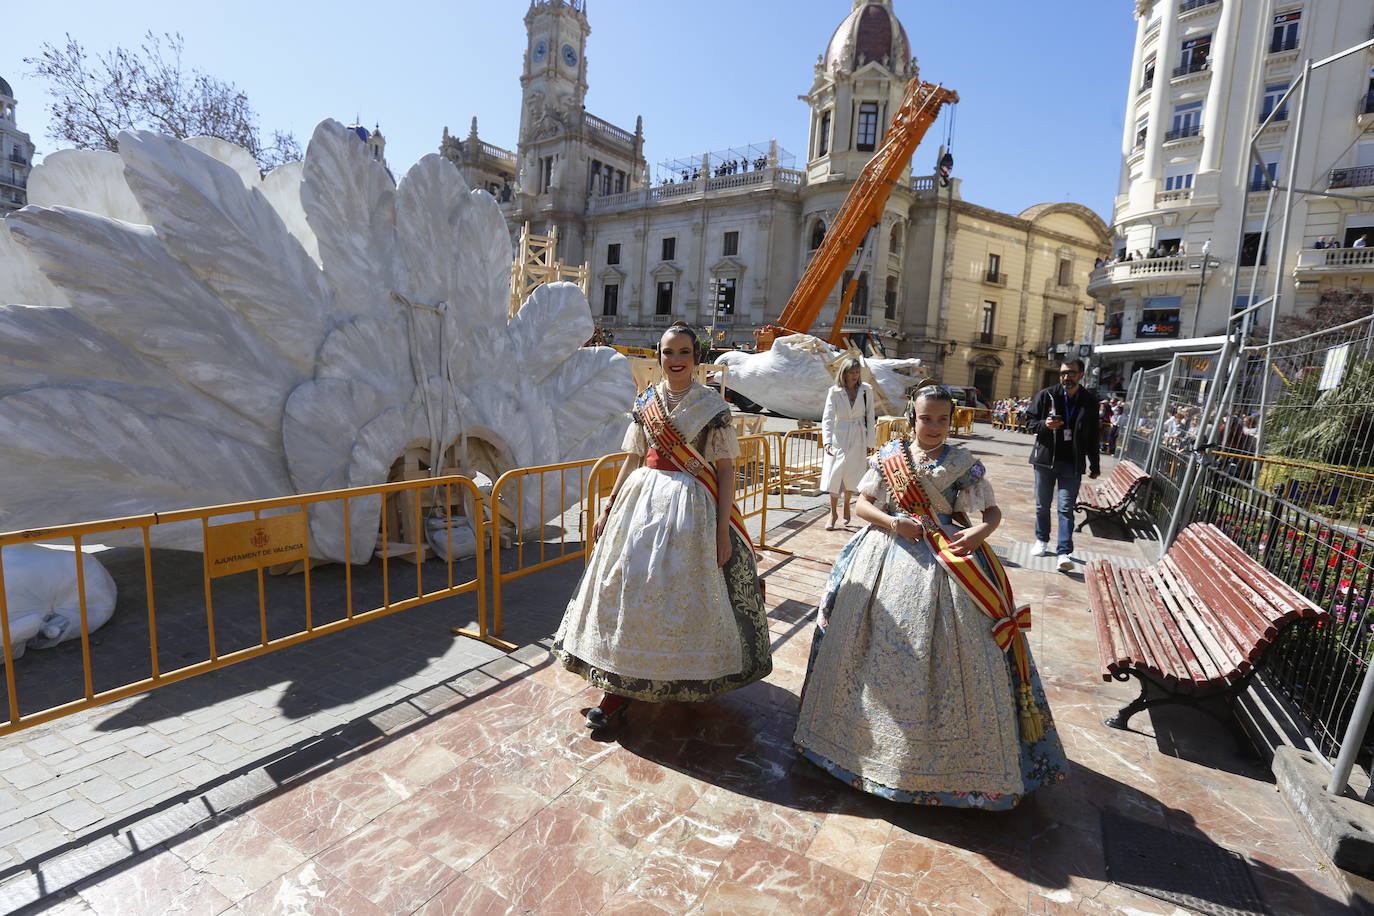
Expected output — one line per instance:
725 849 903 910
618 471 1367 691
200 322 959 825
0 422 1361 913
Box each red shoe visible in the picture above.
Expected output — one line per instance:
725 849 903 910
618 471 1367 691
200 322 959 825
585 693 631 728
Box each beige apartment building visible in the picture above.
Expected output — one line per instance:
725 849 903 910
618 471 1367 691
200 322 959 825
0 77 35 217
1091 0 1374 388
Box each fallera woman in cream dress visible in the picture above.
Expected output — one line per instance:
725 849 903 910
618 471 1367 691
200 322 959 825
554 324 770 727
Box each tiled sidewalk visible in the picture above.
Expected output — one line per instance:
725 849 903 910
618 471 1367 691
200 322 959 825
10 427 1360 914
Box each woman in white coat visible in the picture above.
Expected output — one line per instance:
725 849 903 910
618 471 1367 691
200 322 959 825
820 357 877 529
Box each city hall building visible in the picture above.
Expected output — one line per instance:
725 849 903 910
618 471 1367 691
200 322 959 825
443 0 1110 399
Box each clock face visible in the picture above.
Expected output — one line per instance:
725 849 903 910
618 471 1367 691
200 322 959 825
562 44 578 67
533 40 547 63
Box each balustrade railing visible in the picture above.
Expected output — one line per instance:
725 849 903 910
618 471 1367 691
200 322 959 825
587 167 804 214
1295 247 1374 271
584 113 635 145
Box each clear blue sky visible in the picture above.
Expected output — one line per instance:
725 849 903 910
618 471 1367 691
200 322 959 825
3 1 1136 220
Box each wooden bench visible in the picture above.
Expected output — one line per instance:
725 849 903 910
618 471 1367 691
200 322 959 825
1075 459 1149 531
1088 523 1327 742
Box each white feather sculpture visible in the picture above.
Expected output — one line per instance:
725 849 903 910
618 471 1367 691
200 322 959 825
715 334 924 421
0 119 635 563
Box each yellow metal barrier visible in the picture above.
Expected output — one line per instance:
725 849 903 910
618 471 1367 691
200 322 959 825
775 429 824 509
485 456 627 650
0 475 485 738
736 434 779 552
875 416 910 448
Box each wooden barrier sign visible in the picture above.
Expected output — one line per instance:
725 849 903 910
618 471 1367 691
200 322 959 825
205 513 308 578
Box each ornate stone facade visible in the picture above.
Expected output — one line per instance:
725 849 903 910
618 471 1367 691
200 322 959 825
449 0 1111 399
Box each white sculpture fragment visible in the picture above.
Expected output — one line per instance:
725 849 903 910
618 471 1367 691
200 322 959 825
0 120 635 564
0 546 117 662
715 334 924 420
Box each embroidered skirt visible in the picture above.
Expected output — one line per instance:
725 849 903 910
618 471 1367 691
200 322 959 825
794 521 1068 808
553 466 771 701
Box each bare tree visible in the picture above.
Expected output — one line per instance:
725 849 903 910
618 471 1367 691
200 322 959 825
26 32 301 172
1275 288 1374 339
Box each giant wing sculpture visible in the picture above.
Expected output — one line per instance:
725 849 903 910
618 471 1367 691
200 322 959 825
0 120 634 563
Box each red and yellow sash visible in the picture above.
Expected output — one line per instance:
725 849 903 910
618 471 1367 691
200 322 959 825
636 386 751 546
878 439 1045 742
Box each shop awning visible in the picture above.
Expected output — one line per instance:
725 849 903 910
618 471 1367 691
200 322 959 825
1094 335 1228 360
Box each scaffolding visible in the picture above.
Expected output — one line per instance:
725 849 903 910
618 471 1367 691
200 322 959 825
508 222 590 318
654 141 795 185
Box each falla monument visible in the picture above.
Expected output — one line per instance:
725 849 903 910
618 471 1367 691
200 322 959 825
0 119 635 656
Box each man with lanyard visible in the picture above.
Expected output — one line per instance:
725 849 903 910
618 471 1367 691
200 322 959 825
1027 359 1100 572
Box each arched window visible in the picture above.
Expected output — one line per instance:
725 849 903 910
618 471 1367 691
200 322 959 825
809 219 826 251
889 223 903 255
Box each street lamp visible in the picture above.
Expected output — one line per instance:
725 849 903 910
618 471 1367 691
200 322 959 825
1189 239 1220 338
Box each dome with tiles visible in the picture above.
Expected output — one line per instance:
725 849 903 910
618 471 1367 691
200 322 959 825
824 1 911 73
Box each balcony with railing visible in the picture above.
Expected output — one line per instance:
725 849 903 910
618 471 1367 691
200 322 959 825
1088 255 1197 294
1362 91 1374 116
1137 77 1154 94
0 173 27 190
1164 123 1202 142
1295 246 1374 275
584 112 636 148
1155 188 1194 206
1179 0 1218 13
1248 178 1275 192
1329 166 1374 190
7 153 26 167
974 332 1008 348
1269 36 1300 54
1171 60 1209 80
587 166 804 215
983 270 1006 286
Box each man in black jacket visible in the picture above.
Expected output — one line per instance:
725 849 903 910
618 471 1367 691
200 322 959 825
1027 359 1100 572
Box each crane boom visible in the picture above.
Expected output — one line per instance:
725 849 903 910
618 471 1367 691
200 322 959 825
759 74 958 350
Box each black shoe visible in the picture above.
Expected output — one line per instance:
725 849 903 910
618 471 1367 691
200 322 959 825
584 696 631 728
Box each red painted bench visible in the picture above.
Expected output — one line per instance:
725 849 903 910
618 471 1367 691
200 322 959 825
1088 523 1327 740
1075 459 1149 531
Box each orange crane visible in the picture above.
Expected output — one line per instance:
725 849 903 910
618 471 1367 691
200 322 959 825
754 71 958 352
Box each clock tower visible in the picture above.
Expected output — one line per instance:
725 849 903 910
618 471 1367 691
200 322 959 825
519 0 589 146
512 0 643 268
